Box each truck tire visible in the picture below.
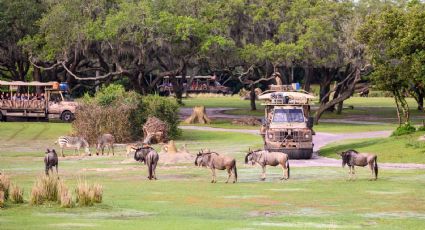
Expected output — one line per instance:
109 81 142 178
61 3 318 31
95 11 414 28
61 111 74 122
265 147 313 159
0 112 5 122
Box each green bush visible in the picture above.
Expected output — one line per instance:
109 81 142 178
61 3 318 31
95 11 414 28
391 123 416 136
138 95 181 138
74 84 180 143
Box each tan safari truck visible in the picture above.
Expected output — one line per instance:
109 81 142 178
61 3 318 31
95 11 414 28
259 85 316 159
0 81 78 122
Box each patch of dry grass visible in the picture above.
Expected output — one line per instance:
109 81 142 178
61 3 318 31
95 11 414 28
75 180 103 206
10 184 24 204
0 173 11 201
29 175 59 205
0 190 4 208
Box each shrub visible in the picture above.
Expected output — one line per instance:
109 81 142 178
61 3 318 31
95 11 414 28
138 95 181 138
73 84 181 143
0 174 10 201
10 184 24 204
391 123 416 136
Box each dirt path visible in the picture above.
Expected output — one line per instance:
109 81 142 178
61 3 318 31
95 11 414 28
180 126 425 169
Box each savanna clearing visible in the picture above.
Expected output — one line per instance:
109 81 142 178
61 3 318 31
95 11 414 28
1 116 425 229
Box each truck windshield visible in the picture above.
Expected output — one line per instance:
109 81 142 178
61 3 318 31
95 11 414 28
272 108 304 123
62 92 73 101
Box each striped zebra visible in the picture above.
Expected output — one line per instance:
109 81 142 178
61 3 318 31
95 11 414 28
55 136 91 157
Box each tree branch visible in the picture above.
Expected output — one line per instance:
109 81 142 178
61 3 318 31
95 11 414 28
61 62 122 81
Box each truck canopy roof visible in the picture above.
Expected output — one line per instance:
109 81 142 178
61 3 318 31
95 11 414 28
0 80 58 87
258 91 315 100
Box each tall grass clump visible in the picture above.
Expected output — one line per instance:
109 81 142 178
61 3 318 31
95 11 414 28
0 173 11 201
75 180 103 206
75 180 93 206
29 175 59 205
0 191 4 208
10 184 24 204
92 184 103 203
58 180 73 208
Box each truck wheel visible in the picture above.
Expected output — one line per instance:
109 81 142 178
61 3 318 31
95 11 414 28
0 112 5 122
61 111 74 122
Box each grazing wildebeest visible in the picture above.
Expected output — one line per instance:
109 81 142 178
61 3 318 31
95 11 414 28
56 136 91 157
44 149 58 175
96 134 115 156
134 145 159 180
339 149 378 180
195 150 237 183
245 149 290 181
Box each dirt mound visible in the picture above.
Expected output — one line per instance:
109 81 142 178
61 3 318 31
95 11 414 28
159 142 194 164
159 152 195 165
232 117 261 126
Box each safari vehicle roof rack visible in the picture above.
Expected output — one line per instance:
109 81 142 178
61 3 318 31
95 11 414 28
259 88 315 106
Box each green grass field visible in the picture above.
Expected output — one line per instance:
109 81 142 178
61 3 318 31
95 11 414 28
0 122 425 229
320 131 425 164
183 96 425 123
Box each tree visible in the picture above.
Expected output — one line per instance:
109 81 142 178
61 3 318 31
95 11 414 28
0 0 44 81
358 2 425 125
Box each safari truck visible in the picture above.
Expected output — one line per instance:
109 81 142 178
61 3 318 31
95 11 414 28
159 75 232 95
0 81 78 122
259 84 315 159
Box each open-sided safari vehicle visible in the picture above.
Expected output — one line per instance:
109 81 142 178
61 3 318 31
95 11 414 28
259 84 315 159
0 81 78 122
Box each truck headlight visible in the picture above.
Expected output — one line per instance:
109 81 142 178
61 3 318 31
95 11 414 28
268 133 273 139
305 134 309 138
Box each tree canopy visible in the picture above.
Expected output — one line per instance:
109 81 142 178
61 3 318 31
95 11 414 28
1 0 425 123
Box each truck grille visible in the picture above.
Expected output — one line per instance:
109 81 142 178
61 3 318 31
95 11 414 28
269 130 311 142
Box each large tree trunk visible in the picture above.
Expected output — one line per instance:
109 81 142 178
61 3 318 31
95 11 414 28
314 68 360 124
303 66 312 92
250 84 257 111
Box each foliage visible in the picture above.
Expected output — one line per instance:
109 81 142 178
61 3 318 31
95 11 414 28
358 3 425 123
391 123 417 136
138 95 181 138
74 84 180 143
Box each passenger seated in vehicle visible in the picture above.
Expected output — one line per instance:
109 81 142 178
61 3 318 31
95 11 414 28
37 93 45 101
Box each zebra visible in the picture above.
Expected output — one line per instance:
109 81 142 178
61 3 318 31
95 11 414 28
55 136 91 157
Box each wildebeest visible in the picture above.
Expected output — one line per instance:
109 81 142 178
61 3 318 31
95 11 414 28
96 134 115 156
245 149 290 181
44 148 58 175
56 136 91 157
195 150 237 183
134 145 159 180
339 149 378 180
